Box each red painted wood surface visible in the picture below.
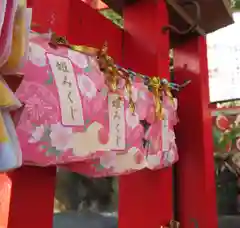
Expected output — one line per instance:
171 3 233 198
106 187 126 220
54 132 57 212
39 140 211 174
119 1 173 228
0 167 56 228
174 37 217 228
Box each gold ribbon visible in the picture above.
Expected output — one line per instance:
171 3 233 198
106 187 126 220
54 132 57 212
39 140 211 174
148 76 163 119
118 69 135 113
96 42 119 93
49 33 98 55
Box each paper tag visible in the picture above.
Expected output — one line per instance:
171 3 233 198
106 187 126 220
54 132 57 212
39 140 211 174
108 93 126 150
162 108 170 151
47 54 84 126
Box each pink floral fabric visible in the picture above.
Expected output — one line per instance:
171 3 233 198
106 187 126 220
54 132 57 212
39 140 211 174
16 32 178 176
62 84 179 177
16 33 145 166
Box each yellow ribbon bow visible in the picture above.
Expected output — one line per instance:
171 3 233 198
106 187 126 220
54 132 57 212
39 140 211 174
148 76 163 119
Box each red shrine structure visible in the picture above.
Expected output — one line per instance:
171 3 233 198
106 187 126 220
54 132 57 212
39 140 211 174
0 0 234 228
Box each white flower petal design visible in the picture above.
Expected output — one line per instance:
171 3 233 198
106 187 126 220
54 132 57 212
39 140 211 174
68 49 88 68
28 43 46 67
124 86 138 102
28 125 45 143
147 155 161 169
100 152 117 169
50 123 73 151
126 108 139 129
77 74 97 99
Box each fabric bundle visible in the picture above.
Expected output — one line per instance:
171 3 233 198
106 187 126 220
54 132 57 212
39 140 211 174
0 77 22 172
15 32 179 177
0 0 31 172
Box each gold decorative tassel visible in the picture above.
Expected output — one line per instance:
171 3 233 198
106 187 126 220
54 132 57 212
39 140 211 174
96 42 119 92
118 69 135 113
148 76 163 119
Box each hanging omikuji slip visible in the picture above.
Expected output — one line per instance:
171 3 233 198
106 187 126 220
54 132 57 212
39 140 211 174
15 32 146 166
0 77 22 172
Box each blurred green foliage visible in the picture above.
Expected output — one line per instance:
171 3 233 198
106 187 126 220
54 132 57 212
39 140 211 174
99 9 123 28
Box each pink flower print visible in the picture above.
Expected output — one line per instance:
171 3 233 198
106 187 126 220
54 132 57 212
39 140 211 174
168 130 176 143
126 108 139 129
128 147 142 157
16 82 59 132
77 74 97 99
87 67 105 91
127 124 144 142
135 102 148 120
28 125 44 143
133 150 145 164
135 87 154 121
82 92 105 119
145 105 156 124
98 126 109 145
124 86 138 103
100 151 117 169
50 123 73 151
68 49 88 68
162 148 176 166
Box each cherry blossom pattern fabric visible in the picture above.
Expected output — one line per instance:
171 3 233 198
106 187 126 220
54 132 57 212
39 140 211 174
0 0 18 68
16 33 144 166
60 78 175 177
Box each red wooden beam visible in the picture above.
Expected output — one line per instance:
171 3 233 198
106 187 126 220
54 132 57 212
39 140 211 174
174 37 217 228
119 1 173 228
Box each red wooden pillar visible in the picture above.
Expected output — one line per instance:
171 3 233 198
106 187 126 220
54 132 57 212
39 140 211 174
119 1 172 228
0 167 56 228
174 37 217 228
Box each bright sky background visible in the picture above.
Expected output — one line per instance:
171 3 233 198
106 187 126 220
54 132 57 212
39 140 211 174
207 13 240 44
207 12 240 103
